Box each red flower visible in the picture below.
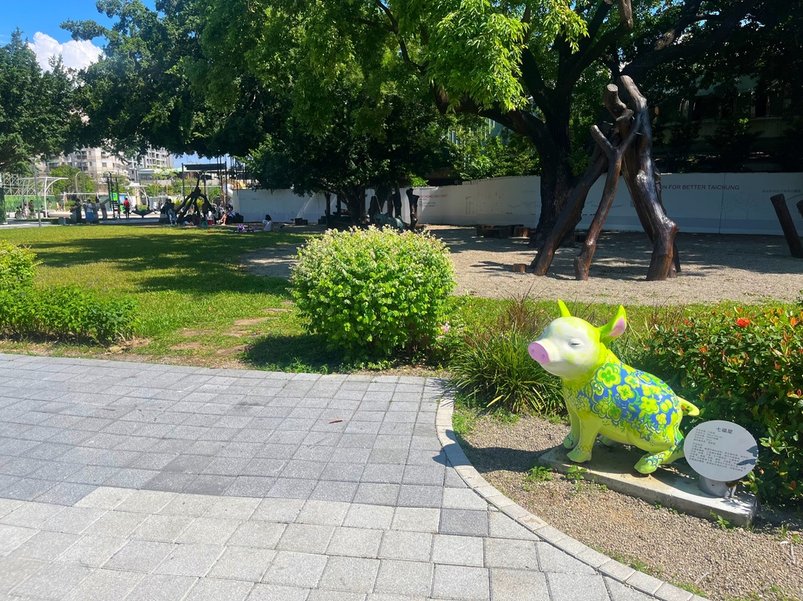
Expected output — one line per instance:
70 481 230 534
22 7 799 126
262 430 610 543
736 317 751 328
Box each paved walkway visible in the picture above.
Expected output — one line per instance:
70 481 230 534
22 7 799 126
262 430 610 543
0 354 688 601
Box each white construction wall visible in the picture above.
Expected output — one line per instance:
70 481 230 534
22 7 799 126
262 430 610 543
232 173 803 236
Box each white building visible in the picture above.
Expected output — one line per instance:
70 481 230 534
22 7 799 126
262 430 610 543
47 147 172 182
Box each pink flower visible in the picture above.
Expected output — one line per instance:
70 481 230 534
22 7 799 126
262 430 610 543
440 323 451 334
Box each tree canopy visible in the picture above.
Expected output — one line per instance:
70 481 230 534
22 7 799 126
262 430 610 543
69 1 799 236
0 31 79 173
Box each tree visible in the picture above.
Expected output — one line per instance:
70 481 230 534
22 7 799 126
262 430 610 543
246 84 449 219
167 0 766 248
72 1 787 253
0 30 79 173
450 116 540 181
69 0 452 220
48 164 96 196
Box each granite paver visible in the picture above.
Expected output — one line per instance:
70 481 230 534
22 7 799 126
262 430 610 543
0 353 681 600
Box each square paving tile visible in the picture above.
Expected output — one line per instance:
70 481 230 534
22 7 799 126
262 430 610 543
104 540 176 573
10 562 91 600
373 559 433 597
378 531 432 562
438 509 488 537
261 551 327 588
484 538 538 570
276 523 334 554
228 521 287 549
58 535 127 567
326 526 383 558
432 534 485 567
121 573 198 601
431 564 489 600
490 568 550 601
62 568 143 601
319 556 379 593
342 504 395 530
175 517 241 545
147 540 220 576
208 546 276 582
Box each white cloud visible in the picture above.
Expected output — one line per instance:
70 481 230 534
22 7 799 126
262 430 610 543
28 32 102 71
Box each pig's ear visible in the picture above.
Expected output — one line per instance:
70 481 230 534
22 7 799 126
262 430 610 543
557 299 571 318
600 305 627 342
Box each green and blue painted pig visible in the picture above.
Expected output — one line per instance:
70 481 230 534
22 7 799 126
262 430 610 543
528 301 699 474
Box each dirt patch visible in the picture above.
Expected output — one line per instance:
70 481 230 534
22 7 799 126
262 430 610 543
233 318 269 326
215 345 249 355
459 413 803 601
243 226 803 304
243 244 300 278
170 342 207 351
179 328 216 337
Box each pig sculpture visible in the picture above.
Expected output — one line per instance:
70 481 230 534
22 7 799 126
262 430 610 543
528 301 699 474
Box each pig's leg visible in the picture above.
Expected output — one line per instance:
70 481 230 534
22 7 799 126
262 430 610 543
563 401 580 449
636 427 685 473
665 429 686 465
635 449 673 474
566 419 599 463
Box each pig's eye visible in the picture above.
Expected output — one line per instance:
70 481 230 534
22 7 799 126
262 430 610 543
568 339 583 348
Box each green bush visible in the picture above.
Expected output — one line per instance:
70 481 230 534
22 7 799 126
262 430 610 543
0 240 39 291
640 305 802 504
291 227 455 360
449 298 562 415
0 286 136 344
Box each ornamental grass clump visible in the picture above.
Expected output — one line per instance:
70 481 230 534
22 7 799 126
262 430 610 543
449 297 563 416
291 227 455 361
640 305 803 504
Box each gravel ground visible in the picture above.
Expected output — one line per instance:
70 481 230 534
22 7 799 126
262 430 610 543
460 414 802 601
244 225 803 304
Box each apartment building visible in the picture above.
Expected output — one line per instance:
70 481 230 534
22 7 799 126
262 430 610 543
47 147 173 182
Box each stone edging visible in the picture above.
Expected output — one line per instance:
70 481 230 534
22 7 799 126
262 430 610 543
434 394 707 601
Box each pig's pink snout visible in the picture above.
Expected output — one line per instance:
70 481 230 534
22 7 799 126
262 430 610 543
528 341 550 364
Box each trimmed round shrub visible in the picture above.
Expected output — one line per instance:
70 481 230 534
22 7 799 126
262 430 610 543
0 240 39 291
291 227 455 360
640 305 802 505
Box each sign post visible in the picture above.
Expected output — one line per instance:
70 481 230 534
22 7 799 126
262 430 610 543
683 420 758 497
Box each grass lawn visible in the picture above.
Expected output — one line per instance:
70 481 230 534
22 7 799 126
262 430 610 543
2 224 794 375
0 224 348 371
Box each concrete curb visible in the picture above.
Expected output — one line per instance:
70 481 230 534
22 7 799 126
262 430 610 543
434 393 708 601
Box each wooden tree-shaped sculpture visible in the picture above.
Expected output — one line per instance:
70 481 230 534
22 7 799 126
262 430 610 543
531 76 679 280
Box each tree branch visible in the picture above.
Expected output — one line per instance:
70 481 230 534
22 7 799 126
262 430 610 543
624 0 750 80
520 48 553 115
373 0 425 73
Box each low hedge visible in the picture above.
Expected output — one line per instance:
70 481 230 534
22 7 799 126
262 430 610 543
639 304 802 504
0 286 136 344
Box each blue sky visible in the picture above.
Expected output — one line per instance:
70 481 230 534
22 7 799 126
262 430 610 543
2 0 118 45
3 1 204 164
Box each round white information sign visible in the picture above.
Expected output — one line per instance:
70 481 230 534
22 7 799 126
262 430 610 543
684 420 758 482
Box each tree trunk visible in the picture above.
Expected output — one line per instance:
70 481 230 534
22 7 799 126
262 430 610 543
530 151 606 274
575 114 636 279
617 77 678 280
530 158 573 247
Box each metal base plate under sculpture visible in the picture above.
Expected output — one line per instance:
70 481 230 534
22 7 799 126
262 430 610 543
539 442 757 526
